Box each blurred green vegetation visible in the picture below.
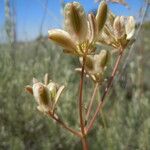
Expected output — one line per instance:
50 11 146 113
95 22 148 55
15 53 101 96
0 23 150 150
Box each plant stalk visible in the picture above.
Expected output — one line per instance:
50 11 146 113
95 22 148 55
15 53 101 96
79 56 89 150
48 112 82 138
85 83 99 123
81 136 89 150
86 50 123 133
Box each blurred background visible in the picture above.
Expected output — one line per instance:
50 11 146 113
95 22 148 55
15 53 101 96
0 0 150 149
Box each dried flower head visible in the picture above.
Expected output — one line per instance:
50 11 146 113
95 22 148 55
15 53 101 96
76 50 110 83
97 10 135 50
25 74 65 113
48 1 108 56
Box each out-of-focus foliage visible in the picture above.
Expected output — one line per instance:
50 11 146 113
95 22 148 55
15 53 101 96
0 21 150 149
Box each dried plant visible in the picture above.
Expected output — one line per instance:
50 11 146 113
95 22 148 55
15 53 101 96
25 1 135 149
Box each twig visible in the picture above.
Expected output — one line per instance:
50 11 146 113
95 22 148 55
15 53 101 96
48 111 82 138
78 56 89 150
85 83 99 123
79 57 86 135
86 49 123 133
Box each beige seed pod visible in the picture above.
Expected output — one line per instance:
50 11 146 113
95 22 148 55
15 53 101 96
48 29 76 51
64 2 88 43
44 73 49 85
125 16 135 40
98 50 110 68
47 82 58 101
85 56 94 70
113 16 125 39
53 85 65 110
96 1 108 33
107 9 115 25
33 83 50 106
88 13 98 43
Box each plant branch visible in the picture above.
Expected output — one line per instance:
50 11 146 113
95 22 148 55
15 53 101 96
79 57 86 135
48 111 82 138
86 50 123 133
78 56 89 150
85 83 99 123
81 136 89 150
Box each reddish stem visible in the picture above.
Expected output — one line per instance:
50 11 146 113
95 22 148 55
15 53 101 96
48 112 82 138
86 51 123 133
81 136 89 150
79 57 86 135
85 83 99 123
78 56 89 150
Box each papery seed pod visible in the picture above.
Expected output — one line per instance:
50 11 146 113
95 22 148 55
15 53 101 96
101 27 113 42
113 16 125 39
88 13 98 43
47 82 58 101
107 9 115 25
33 83 50 106
96 1 108 33
44 73 49 85
64 2 88 43
48 29 76 51
125 16 135 40
53 85 65 110
99 50 110 68
85 56 94 70
117 34 127 48
94 50 110 70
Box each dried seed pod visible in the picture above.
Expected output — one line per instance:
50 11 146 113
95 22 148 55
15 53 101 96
98 50 110 68
88 13 98 43
26 74 65 113
47 82 58 101
113 16 125 39
107 9 115 25
33 83 50 106
78 50 110 83
86 56 94 70
64 2 88 43
125 16 135 40
48 29 76 51
53 85 65 110
96 1 108 33
44 73 49 85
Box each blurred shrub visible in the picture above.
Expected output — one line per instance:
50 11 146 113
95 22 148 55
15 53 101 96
0 22 150 149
